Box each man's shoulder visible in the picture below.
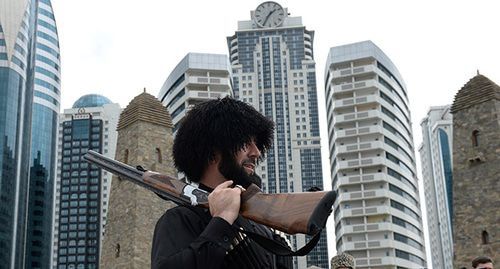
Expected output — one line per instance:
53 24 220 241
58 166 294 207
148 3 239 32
159 205 210 223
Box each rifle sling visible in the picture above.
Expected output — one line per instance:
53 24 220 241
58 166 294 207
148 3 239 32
239 229 321 257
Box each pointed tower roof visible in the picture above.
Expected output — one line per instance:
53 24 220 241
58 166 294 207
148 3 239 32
117 91 173 131
450 74 500 113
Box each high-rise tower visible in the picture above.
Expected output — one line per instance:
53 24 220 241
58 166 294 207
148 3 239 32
158 53 232 133
51 95 120 269
324 41 426 268
227 2 327 268
419 105 453 269
0 0 61 268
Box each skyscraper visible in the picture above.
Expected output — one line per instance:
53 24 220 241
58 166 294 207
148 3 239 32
52 95 120 269
227 2 327 268
158 53 232 133
324 41 426 268
0 0 60 268
419 105 453 269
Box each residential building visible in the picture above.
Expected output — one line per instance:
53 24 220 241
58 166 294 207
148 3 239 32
419 105 453 269
227 2 327 268
158 53 232 133
324 41 426 268
0 0 61 268
52 94 120 269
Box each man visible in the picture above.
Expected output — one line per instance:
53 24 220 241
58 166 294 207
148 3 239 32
151 97 292 269
330 252 355 269
472 256 494 269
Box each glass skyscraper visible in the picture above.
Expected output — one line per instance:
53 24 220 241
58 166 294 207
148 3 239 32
0 0 60 268
419 105 453 269
227 2 327 268
52 95 120 269
324 41 426 268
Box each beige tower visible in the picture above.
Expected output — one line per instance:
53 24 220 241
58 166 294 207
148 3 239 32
450 74 500 268
100 91 176 268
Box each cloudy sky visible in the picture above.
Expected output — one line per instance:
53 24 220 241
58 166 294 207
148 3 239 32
51 0 499 265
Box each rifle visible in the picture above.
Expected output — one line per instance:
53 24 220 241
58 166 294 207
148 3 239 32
83 150 335 236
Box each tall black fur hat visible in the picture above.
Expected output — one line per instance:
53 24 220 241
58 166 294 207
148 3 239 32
173 97 274 182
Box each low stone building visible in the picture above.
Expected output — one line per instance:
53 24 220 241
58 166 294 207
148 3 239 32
450 74 499 268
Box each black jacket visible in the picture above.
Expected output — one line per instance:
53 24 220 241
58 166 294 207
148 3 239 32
151 205 292 269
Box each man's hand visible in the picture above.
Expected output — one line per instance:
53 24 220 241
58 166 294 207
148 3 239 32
208 180 242 224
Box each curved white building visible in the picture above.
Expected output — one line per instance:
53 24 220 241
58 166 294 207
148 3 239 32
324 41 426 269
157 53 232 132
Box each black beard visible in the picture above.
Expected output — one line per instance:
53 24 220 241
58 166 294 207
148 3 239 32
218 153 262 189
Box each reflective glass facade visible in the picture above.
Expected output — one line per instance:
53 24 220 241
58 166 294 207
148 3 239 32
27 0 61 267
227 7 327 268
419 106 453 269
0 0 61 268
72 95 112 109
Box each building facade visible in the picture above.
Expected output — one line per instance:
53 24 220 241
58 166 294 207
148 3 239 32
227 2 327 268
419 105 453 269
324 41 426 268
0 0 60 268
450 74 499 268
52 95 120 269
158 53 232 133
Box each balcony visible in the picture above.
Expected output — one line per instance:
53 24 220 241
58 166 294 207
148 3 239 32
332 64 375 78
337 172 386 187
332 79 376 94
332 109 380 126
336 222 392 237
338 141 384 153
337 156 385 170
186 90 231 102
187 75 231 90
334 94 378 109
332 125 384 142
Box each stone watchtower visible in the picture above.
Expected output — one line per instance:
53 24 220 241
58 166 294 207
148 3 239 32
100 91 176 268
450 74 500 268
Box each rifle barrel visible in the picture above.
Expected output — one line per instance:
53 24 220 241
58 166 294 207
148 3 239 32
83 150 188 205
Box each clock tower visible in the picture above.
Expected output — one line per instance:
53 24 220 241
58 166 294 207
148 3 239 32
227 3 328 268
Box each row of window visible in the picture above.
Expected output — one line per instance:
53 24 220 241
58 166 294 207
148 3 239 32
35 77 60 94
34 90 59 106
389 184 418 206
395 249 425 266
37 42 59 59
386 152 414 178
391 199 420 221
59 246 97 255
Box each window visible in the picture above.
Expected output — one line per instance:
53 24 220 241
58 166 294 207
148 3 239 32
472 130 480 147
123 149 129 164
482 230 489 244
155 148 162 163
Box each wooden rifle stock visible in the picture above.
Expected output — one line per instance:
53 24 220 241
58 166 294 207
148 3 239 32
84 150 335 235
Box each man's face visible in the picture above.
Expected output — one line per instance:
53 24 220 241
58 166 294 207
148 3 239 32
475 262 494 269
218 141 262 188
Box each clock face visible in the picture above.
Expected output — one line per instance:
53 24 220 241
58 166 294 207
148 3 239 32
254 1 285 28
